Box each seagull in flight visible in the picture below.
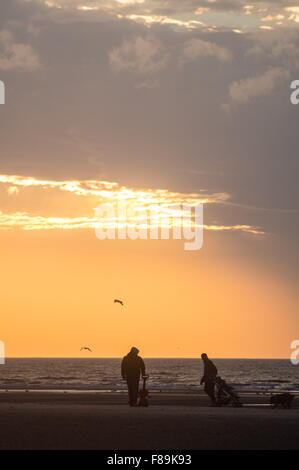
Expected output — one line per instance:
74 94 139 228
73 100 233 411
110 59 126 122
80 347 92 352
114 299 124 306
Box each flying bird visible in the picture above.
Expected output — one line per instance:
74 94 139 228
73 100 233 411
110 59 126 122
114 299 124 306
80 347 92 352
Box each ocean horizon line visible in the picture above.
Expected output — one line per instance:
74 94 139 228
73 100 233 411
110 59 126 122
2 357 291 360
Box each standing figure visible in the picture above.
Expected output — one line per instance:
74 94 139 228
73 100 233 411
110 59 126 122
200 353 217 406
121 347 146 407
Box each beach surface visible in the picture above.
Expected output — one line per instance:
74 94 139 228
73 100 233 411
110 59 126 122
0 391 298 450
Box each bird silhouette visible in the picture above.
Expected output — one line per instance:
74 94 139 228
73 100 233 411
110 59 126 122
114 299 124 306
80 347 92 352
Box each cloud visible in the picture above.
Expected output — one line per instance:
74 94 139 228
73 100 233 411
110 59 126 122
7 186 19 195
0 211 97 230
0 174 228 205
229 67 290 104
115 0 145 4
180 38 233 64
0 29 40 71
1 0 298 238
285 6 299 23
246 29 299 68
23 0 299 33
261 14 285 22
16 0 299 33
203 224 265 235
109 35 169 74
0 174 266 236
195 7 210 16
0 210 265 235
116 13 204 30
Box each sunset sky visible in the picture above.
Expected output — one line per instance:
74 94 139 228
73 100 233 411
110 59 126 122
0 0 298 358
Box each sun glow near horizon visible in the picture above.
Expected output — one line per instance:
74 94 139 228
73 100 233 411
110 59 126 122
0 171 295 359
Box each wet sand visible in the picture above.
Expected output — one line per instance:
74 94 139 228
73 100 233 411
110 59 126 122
0 391 298 449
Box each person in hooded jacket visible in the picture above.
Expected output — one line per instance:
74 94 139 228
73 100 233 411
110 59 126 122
121 347 146 406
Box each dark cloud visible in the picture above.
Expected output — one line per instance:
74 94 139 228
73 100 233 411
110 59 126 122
0 0 298 250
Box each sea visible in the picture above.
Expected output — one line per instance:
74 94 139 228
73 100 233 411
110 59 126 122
0 358 298 393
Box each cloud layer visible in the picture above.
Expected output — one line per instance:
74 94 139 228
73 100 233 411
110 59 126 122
229 67 290 104
0 29 40 70
0 173 265 235
0 0 298 246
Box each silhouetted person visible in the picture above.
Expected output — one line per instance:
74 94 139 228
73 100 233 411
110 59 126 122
200 353 217 406
121 347 146 407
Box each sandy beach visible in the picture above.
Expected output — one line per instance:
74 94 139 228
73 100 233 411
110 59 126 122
0 391 298 450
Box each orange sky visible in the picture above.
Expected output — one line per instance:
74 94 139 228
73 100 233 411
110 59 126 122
0 0 298 360
0 201 297 358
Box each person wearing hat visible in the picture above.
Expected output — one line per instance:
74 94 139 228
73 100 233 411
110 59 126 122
200 353 218 406
121 347 146 406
